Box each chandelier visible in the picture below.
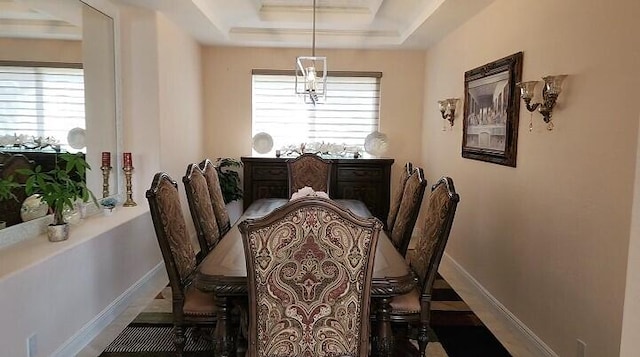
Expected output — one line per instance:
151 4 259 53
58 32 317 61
295 0 327 105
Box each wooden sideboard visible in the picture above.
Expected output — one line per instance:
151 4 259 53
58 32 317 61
241 156 394 223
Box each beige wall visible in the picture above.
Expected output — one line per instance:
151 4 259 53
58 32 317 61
0 38 81 63
119 5 161 197
201 47 425 188
119 7 204 245
422 0 640 356
156 14 204 181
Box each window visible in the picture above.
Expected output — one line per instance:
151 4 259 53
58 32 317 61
0 63 85 152
252 70 381 153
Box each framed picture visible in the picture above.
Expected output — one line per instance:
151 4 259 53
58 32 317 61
462 52 523 167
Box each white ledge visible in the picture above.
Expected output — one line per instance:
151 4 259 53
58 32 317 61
0 203 150 282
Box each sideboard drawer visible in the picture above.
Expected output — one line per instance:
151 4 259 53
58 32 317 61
337 167 383 182
252 165 287 180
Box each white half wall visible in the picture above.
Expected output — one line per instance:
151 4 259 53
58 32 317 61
0 208 159 357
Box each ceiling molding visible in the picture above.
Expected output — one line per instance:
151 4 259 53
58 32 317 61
2 0 498 49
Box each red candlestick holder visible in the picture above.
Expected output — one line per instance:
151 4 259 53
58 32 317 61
123 152 132 168
102 151 111 167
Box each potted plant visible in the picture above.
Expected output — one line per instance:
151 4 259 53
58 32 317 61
100 197 117 216
0 175 20 229
18 153 97 241
215 157 243 204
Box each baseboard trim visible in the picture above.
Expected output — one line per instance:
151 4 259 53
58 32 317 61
439 253 558 357
52 262 166 357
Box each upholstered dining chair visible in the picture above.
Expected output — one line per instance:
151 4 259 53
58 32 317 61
386 162 413 231
389 166 427 257
238 197 382 357
388 176 459 356
146 172 217 357
286 153 332 197
199 159 232 236
183 163 221 260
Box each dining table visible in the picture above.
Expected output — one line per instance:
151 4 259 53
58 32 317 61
195 198 417 357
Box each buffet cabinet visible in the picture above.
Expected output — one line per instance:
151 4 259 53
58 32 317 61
241 156 394 223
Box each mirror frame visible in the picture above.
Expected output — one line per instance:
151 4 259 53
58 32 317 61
0 0 123 247
82 0 124 201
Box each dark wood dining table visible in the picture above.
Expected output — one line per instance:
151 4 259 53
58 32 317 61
195 198 416 357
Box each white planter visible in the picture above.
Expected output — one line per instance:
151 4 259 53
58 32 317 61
47 223 69 242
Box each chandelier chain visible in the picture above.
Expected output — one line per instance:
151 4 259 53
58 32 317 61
312 0 316 56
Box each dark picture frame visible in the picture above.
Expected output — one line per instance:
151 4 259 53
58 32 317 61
462 52 523 167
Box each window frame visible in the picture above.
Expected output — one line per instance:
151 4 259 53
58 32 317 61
251 69 382 154
0 60 85 152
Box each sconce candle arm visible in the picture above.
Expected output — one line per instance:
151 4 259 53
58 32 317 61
438 98 459 128
517 75 567 129
523 98 540 113
539 88 560 123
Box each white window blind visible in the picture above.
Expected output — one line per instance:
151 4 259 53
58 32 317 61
252 71 381 151
0 64 85 152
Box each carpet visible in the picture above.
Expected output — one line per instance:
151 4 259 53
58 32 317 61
100 275 508 357
101 325 213 357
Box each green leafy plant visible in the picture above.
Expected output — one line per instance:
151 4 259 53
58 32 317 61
18 153 98 225
0 175 20 202
215 157 243 204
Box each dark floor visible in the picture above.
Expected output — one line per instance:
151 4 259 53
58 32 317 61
100 275 511 357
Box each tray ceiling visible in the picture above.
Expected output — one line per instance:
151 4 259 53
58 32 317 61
116 0 495 49
1 0 497 49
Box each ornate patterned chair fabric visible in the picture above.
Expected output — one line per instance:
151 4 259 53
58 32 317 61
388 176 459 356
146 172 216 356
183 163 221 260
389 167 427 257
200 159 232 236
287 153 332 197
386 162 413 231
239 197 382 357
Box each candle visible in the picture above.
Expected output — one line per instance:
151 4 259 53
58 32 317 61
123 152 132 168
102 151 111 167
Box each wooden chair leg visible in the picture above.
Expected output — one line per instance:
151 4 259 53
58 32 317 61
174 324 186 357
417 323 429 357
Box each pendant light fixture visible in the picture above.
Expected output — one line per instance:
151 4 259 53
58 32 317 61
295 0 327 105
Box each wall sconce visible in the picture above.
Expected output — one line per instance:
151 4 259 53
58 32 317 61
516 75 567 131
438 98 459 130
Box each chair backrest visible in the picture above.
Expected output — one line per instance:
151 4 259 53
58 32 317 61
0 154 34 226
408 176 459 297
390 167 427 257
146 172 198 299
287 153 332 197
239 197 382 357
183 163 221 257
386 162 413 230
199 159 231 236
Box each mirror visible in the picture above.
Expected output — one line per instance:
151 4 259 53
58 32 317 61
0 0 119 230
